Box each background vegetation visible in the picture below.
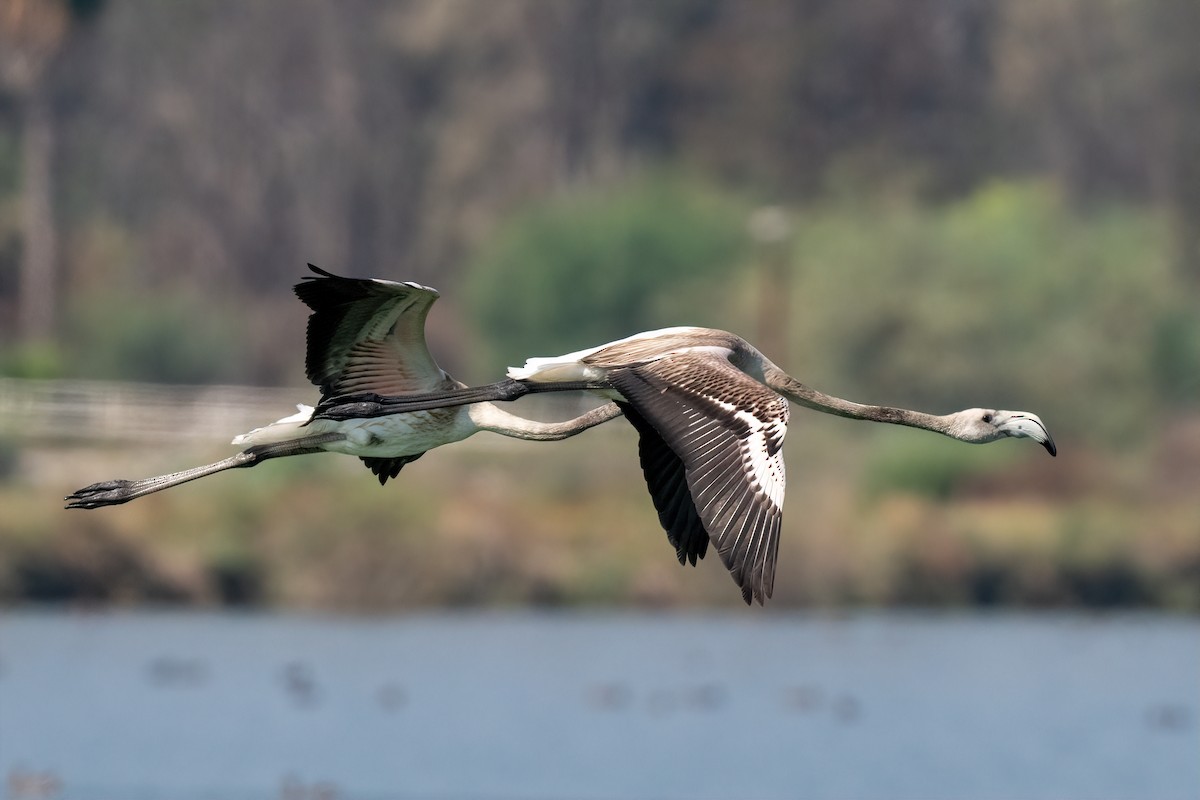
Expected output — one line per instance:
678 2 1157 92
0 0 1197 609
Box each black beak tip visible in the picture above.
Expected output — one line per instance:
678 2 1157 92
1043 439 1057 457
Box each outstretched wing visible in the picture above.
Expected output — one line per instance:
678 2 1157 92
617 402 709 567
294 265 458 486
608 353 788 605
294 265 453 399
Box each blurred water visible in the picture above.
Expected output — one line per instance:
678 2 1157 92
0 611 1196 800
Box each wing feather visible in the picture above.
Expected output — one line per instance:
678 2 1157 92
608 353 789 604
293 265 451 398
294 266 456 485
618 402 708 566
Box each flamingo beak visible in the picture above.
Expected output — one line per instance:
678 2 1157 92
1000 412 1056 457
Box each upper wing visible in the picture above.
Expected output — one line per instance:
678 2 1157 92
607 353 788 605
294 265 453 399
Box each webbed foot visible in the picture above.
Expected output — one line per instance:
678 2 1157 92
65 479 139 509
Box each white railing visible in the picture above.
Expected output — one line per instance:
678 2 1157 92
0 377 307 444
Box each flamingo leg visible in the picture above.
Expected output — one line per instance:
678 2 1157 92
65 433 344 509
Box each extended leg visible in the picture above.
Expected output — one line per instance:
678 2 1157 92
65 433 344 509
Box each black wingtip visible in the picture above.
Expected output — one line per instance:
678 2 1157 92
295 264 336 301
306 263 335 278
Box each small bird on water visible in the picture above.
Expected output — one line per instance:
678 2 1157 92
67 265 1056 604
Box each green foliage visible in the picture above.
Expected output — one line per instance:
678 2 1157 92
1151 309 1200 406
861 428 1021 501
68 290 245 384
787 181 1184 443
464 174 749 370
0 342 66 379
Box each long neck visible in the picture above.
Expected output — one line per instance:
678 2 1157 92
763 365 954 436
468 400 623 441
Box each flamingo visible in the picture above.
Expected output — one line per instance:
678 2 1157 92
65 265 622 507
68 266 1056 605
313 325 1055 604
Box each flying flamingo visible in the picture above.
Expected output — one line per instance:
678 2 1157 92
68 265 1056 604
66 266 621 503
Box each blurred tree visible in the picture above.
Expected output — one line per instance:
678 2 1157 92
994 0 1200 289
0 0 1193 388
0 0 103 346
659 0 997 198
1146 0 1200 289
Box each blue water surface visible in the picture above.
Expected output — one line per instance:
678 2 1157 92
1 611 1196 800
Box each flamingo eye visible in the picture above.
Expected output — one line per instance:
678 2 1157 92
982 413 993 424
